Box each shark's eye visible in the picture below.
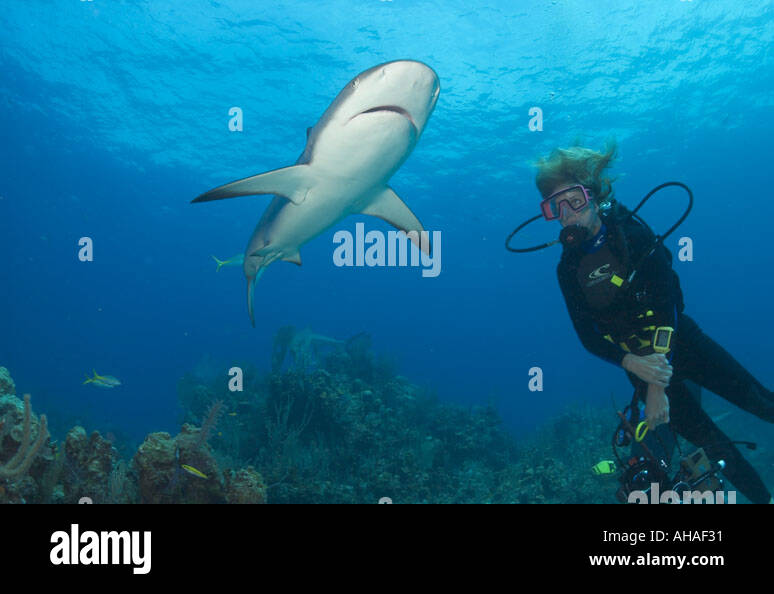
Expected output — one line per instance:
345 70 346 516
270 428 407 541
352 78 360 89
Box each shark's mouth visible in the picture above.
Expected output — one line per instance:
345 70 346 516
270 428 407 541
354 105 418 134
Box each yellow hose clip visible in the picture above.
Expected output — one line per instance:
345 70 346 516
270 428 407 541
635 421 649 442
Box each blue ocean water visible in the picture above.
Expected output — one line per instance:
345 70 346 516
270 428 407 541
1 0 772 458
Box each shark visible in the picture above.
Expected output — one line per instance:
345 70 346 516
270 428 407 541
271 326 344 372
192 60 440 325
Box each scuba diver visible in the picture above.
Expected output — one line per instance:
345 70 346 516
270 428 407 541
507 143 774 504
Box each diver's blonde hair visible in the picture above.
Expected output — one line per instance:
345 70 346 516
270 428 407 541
534 142 618 205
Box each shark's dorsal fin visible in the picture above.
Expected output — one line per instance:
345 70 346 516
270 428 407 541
360 187 429 255
192 165 316 206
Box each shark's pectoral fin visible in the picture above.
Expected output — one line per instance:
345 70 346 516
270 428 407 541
281 251 302 266
361 186 429 255
192 165 316 205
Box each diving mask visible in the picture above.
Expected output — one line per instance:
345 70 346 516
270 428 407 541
540 185 592 221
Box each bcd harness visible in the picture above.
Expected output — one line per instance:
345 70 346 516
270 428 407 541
572 207 672 357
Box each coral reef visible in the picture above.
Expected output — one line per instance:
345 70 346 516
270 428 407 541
0 367 15 395
0 394 49 479
0 392 54 503
132 422 265 504
0 347 626 504
0 374 125 504
60 426 119 504
224 467 266 504
173 336 619 503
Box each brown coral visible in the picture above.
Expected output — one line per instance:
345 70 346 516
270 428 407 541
225 467 267 504
133 425 226 504
0 393 49 480
61 426 117 503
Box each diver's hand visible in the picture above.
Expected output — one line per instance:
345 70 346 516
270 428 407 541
622 353 673 387
645 383 670 429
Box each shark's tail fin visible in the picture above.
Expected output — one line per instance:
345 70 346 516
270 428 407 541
246 267 268 328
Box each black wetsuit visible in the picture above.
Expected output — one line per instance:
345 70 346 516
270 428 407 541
557 203 774 504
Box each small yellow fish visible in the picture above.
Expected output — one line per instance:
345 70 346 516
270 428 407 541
83 369 121 388
212 254 244 272
228 412 237 417
181 464 208 479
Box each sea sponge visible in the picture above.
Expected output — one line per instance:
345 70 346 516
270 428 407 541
0 393 52 502
62 426 116 502
132 431 177 503
224 466 267 504
133 425 226 504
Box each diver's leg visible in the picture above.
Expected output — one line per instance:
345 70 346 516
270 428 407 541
672 314 774 422
669 381 772 504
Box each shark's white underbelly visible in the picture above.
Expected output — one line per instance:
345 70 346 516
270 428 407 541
258 178 382 255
